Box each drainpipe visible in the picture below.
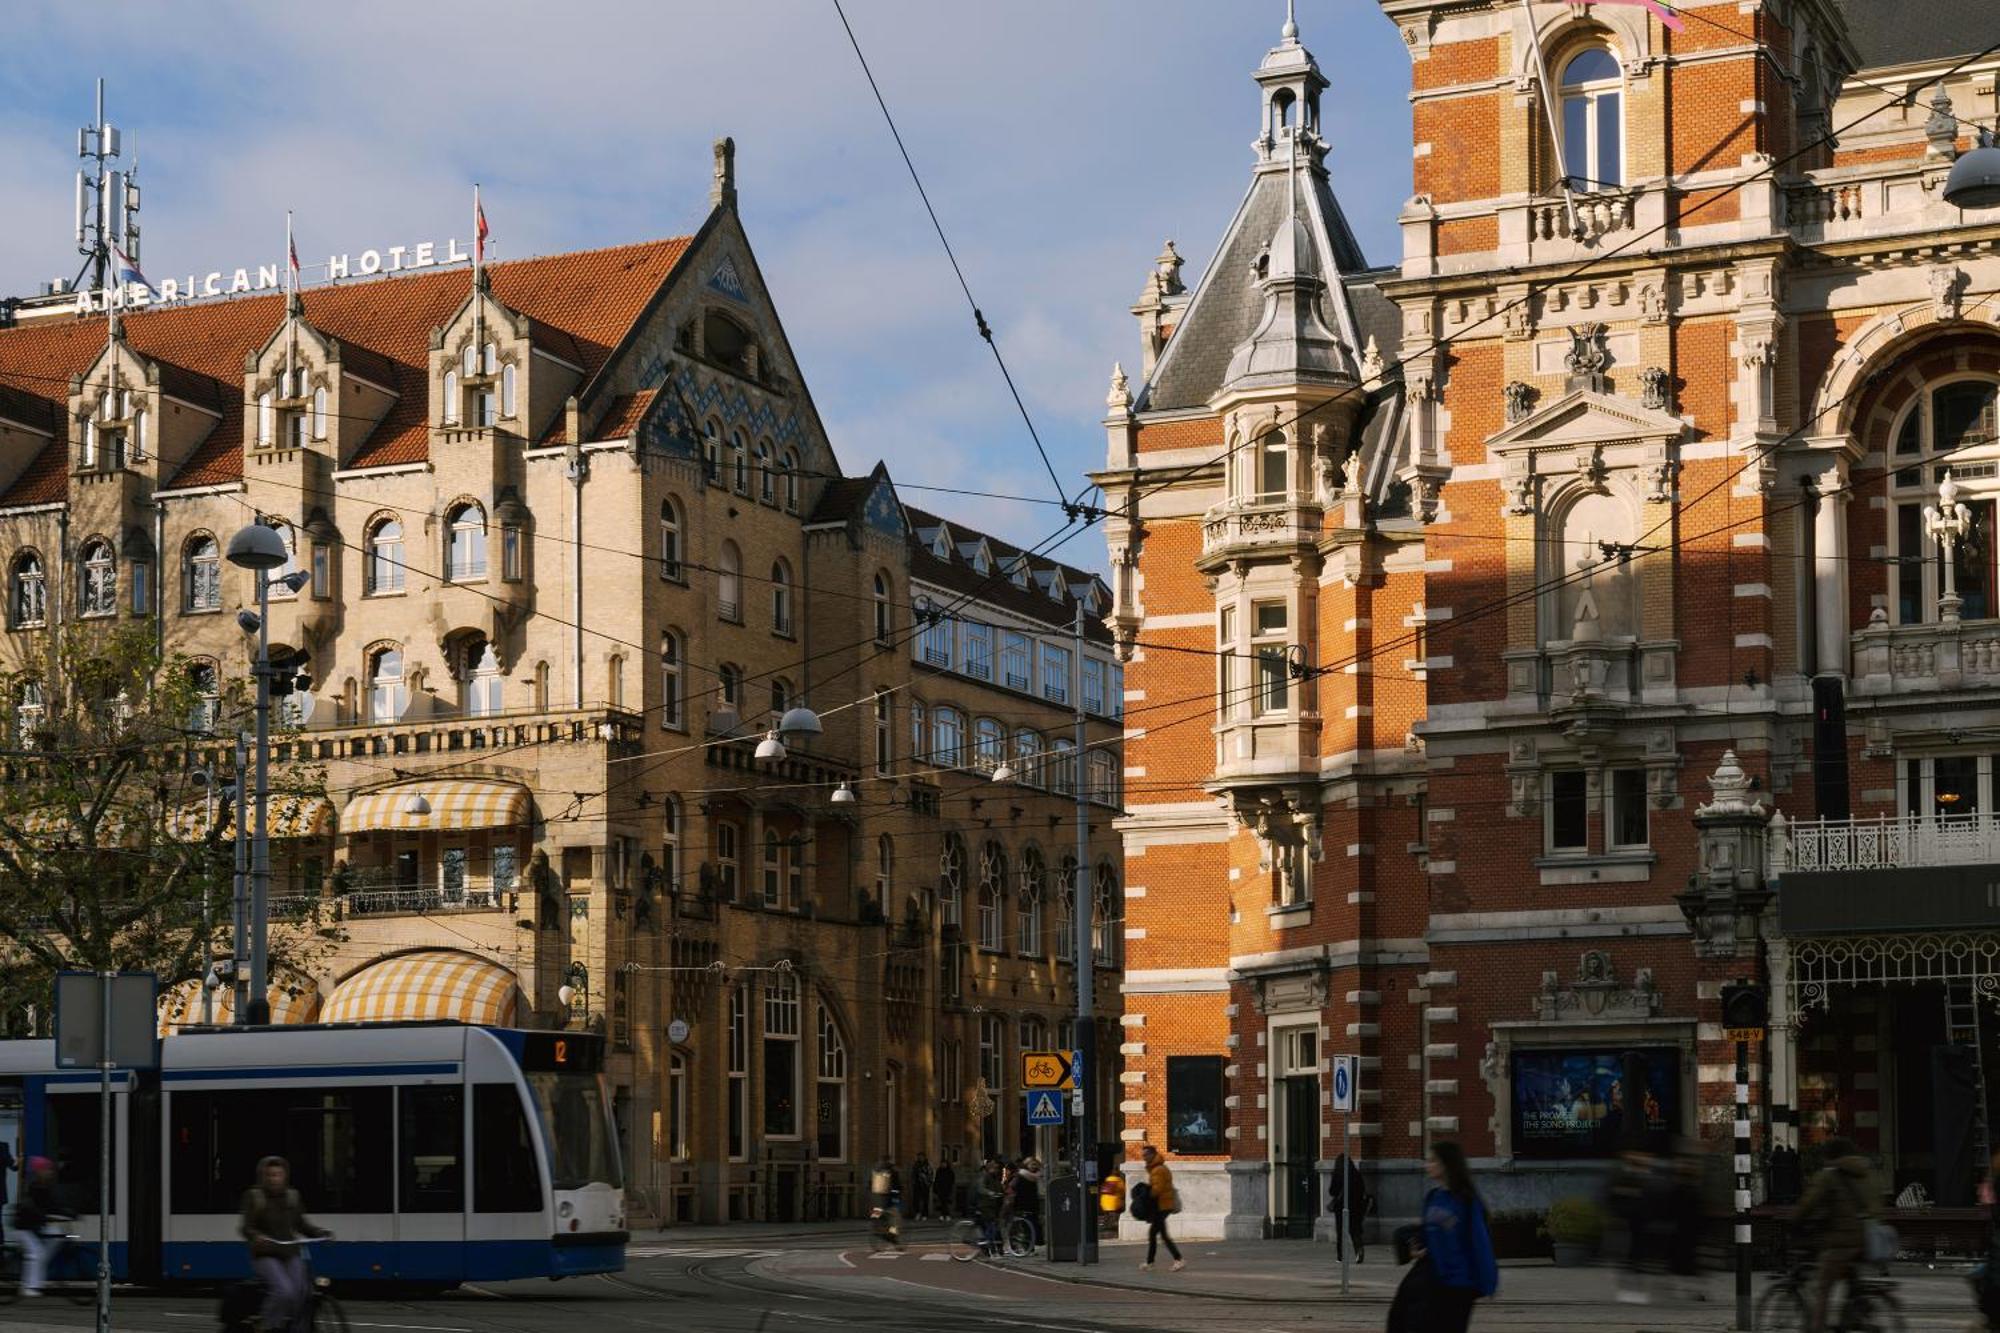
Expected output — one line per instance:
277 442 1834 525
566 446 587 708
152 497 166 660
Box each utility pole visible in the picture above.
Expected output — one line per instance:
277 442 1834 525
232 734 248 1022
1071 599 1097 1266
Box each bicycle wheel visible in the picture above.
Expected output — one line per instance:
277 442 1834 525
1852 1289 1908 1333
948 1219 981 1262
1003 1217 1036 1259
311 1292 351 1333
1754 1280 1806 1331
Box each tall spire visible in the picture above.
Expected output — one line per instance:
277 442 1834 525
1253 2 1328 169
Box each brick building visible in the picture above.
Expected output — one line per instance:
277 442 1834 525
1096 2 2000 1238
0 140 1123 1224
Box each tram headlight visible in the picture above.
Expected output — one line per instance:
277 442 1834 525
558 1201 574 1220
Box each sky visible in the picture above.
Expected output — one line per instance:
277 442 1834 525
0 1 1413 573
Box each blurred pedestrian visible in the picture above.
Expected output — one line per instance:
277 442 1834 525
1417 1142 1497 1332
1795 1136 1874 1333
1329 1151 1368 1261
934 1157 957 1220
1138 1144 1184 1273
910 1153 934 1221
0 1138 15 1245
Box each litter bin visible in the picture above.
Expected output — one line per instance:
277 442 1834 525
1046 1175 1085 1263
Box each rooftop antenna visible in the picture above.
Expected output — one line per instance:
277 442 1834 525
74 78 141 299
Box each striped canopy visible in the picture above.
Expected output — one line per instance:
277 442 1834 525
158 978 321 1036
318 950 521 1026
167 794 335 841
342 780 531 834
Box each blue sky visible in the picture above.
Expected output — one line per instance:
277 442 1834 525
0 1 1412 570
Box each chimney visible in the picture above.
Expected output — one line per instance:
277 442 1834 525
711 137 737 211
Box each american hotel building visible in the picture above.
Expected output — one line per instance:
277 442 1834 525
1098 2 2000 1236
0 143 1123 1224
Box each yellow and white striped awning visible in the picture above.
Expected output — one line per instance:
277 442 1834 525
318 950 521 1026
341 781 531 834
167 794 336 842
158 979 321 1036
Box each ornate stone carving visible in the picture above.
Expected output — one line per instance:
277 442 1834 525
1411 473 1444 524
1739 334 1779 369
1925 86 1960 162
1929 264 1965 323
1644 457 1679 504
1503 379 1534 424
1639 283 1667 324
1360 335 1385 384
1105 361 1131 412
1533 950 1662 1022
1565 322 1611 392
1505 468 1536 516
1640 365 1671 412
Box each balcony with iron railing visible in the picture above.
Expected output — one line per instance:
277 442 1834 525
1196 497 1322 568
1768 810 2000 936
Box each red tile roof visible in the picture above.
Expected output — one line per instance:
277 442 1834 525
0 236 694 499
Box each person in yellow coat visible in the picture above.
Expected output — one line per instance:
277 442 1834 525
1139 1144 1184 1272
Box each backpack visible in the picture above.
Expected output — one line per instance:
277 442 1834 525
1128 1181 1154 1221
1840 1171 1899 1265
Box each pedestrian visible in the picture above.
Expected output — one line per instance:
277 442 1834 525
910 1153 934 1222
240 1155 330 1332
0 1137 16 1245
1974 1151 2000 1329
1794 1136 1875 1333
1010 1156 1044 1247
869 1158 903 1250
1607 1145 1656 1303
1329 1151 1368 1261
1417 1141 1498 1332
934 1157 958 1221
14 1156 64 1298
1138 1144 1184 1273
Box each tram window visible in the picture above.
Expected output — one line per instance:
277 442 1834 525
45 1092 115 1215
399 1086 464 1214
473 1084 542 1213
169 1087 391 1214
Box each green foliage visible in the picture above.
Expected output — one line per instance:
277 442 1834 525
1541 1196 1604 1244
0 621 335 1032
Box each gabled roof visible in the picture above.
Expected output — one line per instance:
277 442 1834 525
1139 162 1372 414
903 503 1113 644
0 236 694 494
1833 0 1995 70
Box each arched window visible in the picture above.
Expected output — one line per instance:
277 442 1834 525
769 677 792 723
1255 430 1287 500
367 518 405 594
771 560 793 636
15 678 44 745
130 407 147 460
79 539 116 617
660 630 685 730
184 535 221 611
874 691 893 774
718 541 742 621
701 420 721 482
932 706 964 766
782 450 800 512
662 794 683 890
1560 48 1624 190
1546 490 1639 642
441 369 460 426
261 523 299 601
659 498 683 581
369 646 407 723
446 504 487 581
256 391 275 446
1017 846 1045 956
501 362 517 418
12 552 47 628
875 833 893 906
79 416 96 469
763 970 801 1137
1056 855 1078 963
730 430 749 494
974 717 1005 773
816 1003 848 1161
873 573 892 644
608 654 625 710
311 387 327 439
459 637 502 717
1093 863 1121 965
939 833 965 927
1050 737 1076 795
755 442 774 503
977 840 1006 951
1891 377 2000 623
1013 728 1042 788
188 659 219 733
534 660 550 712
718 663 743 709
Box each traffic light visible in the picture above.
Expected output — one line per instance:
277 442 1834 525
1720 981 1767 1032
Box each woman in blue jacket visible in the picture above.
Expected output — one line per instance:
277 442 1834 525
1418 1141 1499 1331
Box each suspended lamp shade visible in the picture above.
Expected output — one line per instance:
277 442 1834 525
1944 142 2000 211
777 705 823 742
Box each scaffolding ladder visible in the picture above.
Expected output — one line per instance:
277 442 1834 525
1946 981 1992 1178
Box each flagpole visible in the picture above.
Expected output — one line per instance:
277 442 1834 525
1519 0 1582 237
285 210 297 384
472 183 484 349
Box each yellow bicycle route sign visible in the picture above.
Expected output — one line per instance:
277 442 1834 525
1022 1049 1081 1091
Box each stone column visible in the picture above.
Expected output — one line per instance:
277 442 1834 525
1814 461 1849 678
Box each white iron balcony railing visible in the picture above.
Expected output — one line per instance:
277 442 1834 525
1769 812 2000 876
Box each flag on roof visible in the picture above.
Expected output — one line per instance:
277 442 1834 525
111 243 157 299
475 186 489 265
1576 0 1685 32
287 212 300 286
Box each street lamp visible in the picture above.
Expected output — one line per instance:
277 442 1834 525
829 781 857 805
1926 469 1974 623
1944 127 2000 210
227 521 309 1025
754 730 787 761
777 704 823 744
990 758 1015 784
401 792 432 818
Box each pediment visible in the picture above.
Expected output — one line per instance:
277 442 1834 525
1485 388 1685 456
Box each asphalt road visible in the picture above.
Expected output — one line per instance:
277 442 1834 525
6 1235 1984 1332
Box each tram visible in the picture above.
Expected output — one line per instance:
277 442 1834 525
0 1022 626 1284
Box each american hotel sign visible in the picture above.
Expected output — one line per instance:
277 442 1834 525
72 235 477 313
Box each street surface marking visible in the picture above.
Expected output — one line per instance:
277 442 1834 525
628 1244 787 1258
877 1274 1003 1299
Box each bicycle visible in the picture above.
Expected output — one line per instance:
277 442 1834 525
948 1214 1034 1262
220 1236 348 1333
1754 1257 1908 1333
0 1222 98 1305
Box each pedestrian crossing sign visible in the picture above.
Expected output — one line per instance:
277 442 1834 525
1025 1088 1066 1125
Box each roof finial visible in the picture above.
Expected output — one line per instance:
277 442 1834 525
1281 0 1298 41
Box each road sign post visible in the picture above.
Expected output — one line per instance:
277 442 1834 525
1331 1054 1358 1296
55 971 156 1333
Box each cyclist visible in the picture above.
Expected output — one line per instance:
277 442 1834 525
869 1159 903 1250
1794 1136 1874 1333
1006 1156 1044 1249
239 1156 329 1332
14 1156 65 1298
974 1158 1005 1251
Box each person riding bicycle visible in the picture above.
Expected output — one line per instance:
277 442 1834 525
1007 1156 1044 1247
1794 1136 1876 1333
240 1156 329 1332
974 1158 1005 1249
14 1156 66 1298
869 1159 903 1250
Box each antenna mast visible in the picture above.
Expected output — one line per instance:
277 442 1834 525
74 79 142 298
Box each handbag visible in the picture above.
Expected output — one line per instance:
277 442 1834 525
1862 1218 1898 1264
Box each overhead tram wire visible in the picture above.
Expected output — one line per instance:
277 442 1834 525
829 0 1075 516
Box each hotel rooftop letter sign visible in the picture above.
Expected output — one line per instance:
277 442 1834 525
73 234 478 313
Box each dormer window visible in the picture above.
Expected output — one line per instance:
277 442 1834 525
1008 557 1030 590
930 529 952 560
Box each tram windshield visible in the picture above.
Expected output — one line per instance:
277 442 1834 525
525 1070 623 1191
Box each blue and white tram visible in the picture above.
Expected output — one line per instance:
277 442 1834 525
0 1022 626 1284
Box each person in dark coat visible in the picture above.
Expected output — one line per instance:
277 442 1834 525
1417 1142 1498 1333
910 1153 934 1221
15 1156 66 1298
933 1159 958 1220
1328 1152 1368 1261
240 1155 330 1332
0 1139 15 1244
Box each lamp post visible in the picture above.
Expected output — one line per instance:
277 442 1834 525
1926 469 1974 624
1944 124 2000 211
226 522 310 1024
